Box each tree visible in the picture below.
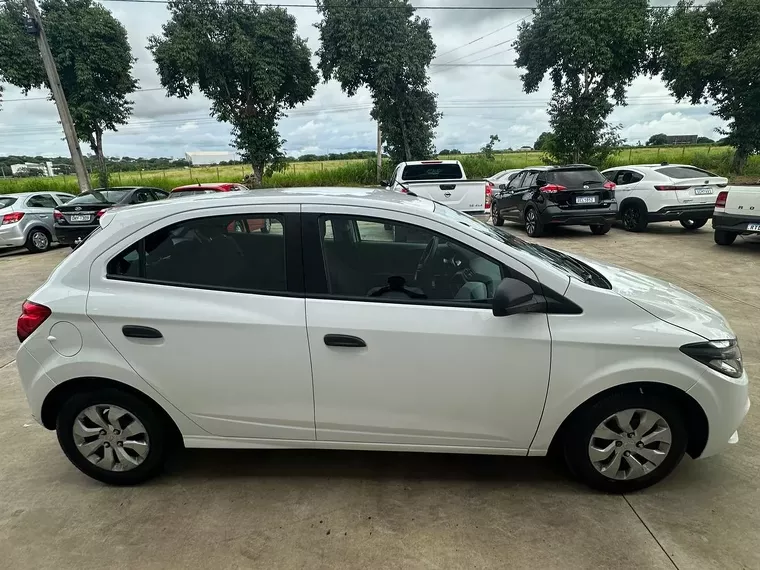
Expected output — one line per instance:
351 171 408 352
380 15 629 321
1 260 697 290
316 0 440 164
480 134 500 160
697 136 715 144
0 0 137 187
646 133 669 146
514 0 649 164
650 0 760 173
148 0 318 186
533 131 555 151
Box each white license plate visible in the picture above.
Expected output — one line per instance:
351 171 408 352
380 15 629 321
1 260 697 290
576 196 597 204
69 214 91 222
694 186 713 195
748 224 760 231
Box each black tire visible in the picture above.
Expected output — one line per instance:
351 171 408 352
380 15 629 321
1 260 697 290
714 229 738 246
680 218 708 230
621 202 648 232
590 223 611 235
561 390 688 493
56 388 171 485
492 205 504 226
25 228 51 253
524 206 545 237
260 218 271 234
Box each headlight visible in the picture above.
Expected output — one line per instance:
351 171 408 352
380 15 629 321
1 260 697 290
680 339 743 379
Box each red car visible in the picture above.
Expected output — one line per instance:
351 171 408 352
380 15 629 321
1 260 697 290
169 183 271 233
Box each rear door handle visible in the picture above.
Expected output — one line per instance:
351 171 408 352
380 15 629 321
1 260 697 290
122 325 163 339
324 334 366 348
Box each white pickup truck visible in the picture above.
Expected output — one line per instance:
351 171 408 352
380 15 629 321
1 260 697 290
384 160 490 215
713 184 760 245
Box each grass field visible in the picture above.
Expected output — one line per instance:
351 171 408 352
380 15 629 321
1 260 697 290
1 145 758 195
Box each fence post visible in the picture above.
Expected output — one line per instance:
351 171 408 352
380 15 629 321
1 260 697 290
321 162 324 171
657 147 661 160
628 148 632 162
216 166 220 181
707 145 712 154
682 146 686 157
241 165 245 178
139 170 143 181
118 171 122 183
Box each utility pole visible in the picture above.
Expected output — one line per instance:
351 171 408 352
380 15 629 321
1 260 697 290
376 123 383 183
23 0 91 193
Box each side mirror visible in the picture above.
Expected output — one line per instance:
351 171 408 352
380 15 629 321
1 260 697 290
498 184 507 191
492 278 540 317
380 180 389 187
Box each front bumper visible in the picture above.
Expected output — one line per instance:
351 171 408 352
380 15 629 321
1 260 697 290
712 211 760 233
54 224 98 245
540 204 617 226
649 204 714 222
0 222 27 248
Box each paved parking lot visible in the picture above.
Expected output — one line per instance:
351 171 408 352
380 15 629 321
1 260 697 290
1 223 759 570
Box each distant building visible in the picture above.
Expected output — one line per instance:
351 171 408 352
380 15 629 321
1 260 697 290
185 151 238 166
665 135 698 145
10 162 54 177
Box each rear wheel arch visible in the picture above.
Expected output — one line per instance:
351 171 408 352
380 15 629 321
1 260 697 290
619 197 649 215
548 382 708 459
40 377 184 447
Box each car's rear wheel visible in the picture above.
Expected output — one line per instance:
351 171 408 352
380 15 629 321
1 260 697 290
714 229 738 246
25 229 51 253
621 203 648 232
680 218 708 230
524 207 545 237
492 206 504 226
562 391 687 493
56 388 170 485
590 223 611 235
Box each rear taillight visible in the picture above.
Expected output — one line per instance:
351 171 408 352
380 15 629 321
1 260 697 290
655 185 690 191
603 180 616 190
96 209 107 219
17 301 51 342
1 212 24 225
485 182 493 207
53 209 64 222
539 184 566 193
715 191 728 209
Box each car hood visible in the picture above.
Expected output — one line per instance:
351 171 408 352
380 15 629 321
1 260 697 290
577 255 734 340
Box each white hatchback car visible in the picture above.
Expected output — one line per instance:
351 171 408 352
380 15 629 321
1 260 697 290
601 164 728 232
16 189 749 492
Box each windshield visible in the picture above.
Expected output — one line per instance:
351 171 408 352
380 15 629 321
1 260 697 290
433 202 611 288
68 189 131 205
402 163 464 181
0 197 17 208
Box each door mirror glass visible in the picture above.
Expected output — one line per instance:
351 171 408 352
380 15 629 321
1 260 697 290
492 278 539 317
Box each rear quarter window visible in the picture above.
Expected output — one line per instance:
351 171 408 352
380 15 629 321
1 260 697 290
547 169 606 187
0 197 17 208
402 163 464 181
656 166 718 179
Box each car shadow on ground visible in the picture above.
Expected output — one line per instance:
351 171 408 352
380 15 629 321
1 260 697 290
0 245 68 259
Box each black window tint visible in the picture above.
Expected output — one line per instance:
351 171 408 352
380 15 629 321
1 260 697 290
0 197 17 208
69 190 131 204
523 172 538 188
401 163 464 181
57 194 74 204
656 166 718 179
151 189 169 199
547 169 606 187
134 190 155 203
108 214 287 293
535 173 547 187
507 172 526 189
604 170 617 182
27 194 57 208
319 215 505 304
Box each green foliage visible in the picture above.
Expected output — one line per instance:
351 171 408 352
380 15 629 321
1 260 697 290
148 0 318 186
480 134 500 160
647 133 669 146
316 0 440 163
515 0 649 165
0 0 137 171
650 0 760 173
697 136 715 144
533 131 554 151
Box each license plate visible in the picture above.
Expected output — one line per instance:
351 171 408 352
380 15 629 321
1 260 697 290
748 224 760 231
694 186 713 195
69 214 91 222
576 196 597 204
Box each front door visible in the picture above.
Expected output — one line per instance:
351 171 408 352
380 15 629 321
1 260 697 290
303 207 551 451
87 206 316 440
498 171 528 221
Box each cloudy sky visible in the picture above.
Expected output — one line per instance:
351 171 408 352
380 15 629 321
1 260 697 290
0 0 725 160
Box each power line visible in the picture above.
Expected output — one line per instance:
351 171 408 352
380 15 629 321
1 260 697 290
433 16 525 61
0 86 166 103
436 37 514 66
98 0 539 8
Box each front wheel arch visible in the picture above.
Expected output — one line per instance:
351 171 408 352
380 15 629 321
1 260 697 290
547 382 708 460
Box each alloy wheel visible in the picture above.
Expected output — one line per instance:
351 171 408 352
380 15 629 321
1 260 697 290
623 208 639 230
32 231 49 251
526 210 536 235
588 408 671 480
72 404 150 472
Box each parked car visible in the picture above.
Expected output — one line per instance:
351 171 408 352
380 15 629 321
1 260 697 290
491 165 617 237
54 186 168 247
712 185 760 245
601 164 728 232
168 182 248 199
0 192 75 253
16 188 749 492
384 160 490 214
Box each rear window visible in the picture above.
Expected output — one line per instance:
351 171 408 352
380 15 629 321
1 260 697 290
0 197 17 208
68 190 131 204
402 163 464 181
656 166 718 179
547 169 606 187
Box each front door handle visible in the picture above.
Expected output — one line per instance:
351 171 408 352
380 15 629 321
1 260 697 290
122 325 163 339
324 334 366 348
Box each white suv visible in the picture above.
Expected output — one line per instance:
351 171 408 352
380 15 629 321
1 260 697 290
602 164 728 232
16 188 749 492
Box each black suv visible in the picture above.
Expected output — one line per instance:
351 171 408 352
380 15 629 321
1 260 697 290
490 165 617 237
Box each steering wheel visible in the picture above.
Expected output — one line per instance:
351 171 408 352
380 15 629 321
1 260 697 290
413 236 439 284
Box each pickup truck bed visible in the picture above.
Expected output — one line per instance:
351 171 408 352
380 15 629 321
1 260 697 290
712 185 760 245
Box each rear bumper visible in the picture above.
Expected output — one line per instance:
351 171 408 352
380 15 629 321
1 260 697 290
0 223 26 248
540 204 617 226
648 204 714 222
712 211 760 233
54 224 97 245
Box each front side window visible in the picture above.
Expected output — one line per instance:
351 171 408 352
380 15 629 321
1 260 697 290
319 215 505 304
507 172 526 190
108 214 286 293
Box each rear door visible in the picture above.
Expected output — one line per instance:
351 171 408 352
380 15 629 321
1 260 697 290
655 166 727 205
612 169 643 200
24 193 58 235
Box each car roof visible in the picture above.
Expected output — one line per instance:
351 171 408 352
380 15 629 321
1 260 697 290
0 191 65 198
171 182 240 191
602 163 694 171
516 164 597 172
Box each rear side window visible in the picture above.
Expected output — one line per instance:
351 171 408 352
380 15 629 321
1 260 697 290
656 166 718 179
401 163 464 181
27 194 57 208
0 197 18 208
107 214 286 293
547 169 606 187
615 170 644 185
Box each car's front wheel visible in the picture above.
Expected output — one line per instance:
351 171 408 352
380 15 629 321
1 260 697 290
680 218 708 230
590 223 611 235
621 203 648 232
492 206 504 226
56 388 170 485
561 390 687 493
